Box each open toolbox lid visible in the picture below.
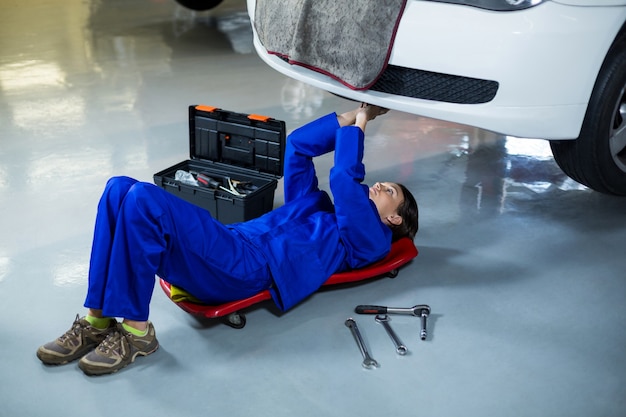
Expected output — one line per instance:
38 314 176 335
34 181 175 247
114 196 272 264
189 105 286 178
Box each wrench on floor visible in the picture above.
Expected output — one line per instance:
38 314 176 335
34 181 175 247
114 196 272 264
375 314 408 355
355 304 430 317
355 304 431 340
345 318 379 369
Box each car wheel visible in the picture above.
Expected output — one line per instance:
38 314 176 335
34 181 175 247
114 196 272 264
550 30 626 195
174 0 223 11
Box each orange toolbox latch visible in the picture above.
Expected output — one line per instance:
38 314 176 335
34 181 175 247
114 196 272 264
195 105 219 113
247 113 272 123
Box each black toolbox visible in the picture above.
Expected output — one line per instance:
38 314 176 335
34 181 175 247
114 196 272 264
153 105 286 224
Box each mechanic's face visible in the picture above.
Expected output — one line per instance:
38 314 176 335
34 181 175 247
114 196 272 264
369 182 404 227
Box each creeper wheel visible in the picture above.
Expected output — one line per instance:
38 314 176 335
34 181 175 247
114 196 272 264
224 312 247 329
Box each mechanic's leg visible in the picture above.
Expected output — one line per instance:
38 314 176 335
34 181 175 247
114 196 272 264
95 181 271 323
83 176 138 315
37 176 139 366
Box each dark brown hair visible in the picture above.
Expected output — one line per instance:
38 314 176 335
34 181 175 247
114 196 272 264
389 183 419 242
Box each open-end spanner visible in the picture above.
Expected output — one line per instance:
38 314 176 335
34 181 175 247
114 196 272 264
345 318 379 369
375 314 408 355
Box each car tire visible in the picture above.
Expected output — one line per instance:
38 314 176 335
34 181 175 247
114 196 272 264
174 0 223 11
550 29 626 195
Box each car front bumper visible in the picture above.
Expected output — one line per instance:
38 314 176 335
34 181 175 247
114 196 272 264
248 0 626 140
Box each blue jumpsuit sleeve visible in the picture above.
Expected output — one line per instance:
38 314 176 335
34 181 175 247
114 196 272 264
331 126 392 268
283 113 340 203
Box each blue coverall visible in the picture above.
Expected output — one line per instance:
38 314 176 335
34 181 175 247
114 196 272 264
84 113 393 321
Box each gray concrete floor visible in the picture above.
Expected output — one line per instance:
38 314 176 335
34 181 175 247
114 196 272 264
1 1 625 416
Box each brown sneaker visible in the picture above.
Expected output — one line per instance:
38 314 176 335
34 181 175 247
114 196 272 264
78 322 159 376
36 315 117 365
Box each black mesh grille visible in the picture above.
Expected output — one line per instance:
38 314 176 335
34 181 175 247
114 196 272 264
371 65 499 104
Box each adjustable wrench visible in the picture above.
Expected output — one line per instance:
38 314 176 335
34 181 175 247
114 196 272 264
375 314 408 355
345 318 379 369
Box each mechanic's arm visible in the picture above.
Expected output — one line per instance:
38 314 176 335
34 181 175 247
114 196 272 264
331 124 392 268
283 109 361 203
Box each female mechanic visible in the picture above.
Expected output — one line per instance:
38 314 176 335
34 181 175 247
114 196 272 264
36 103 419 376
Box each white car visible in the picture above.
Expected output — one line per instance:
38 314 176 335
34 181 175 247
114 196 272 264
247 0 626 195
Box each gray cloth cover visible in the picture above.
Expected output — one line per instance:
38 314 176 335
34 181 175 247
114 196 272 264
254 0 407 90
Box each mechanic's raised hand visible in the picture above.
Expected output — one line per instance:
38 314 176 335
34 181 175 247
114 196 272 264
355 103 389 132
359 102 389 121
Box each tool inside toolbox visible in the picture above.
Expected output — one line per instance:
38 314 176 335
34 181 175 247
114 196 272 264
172 169 260 197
